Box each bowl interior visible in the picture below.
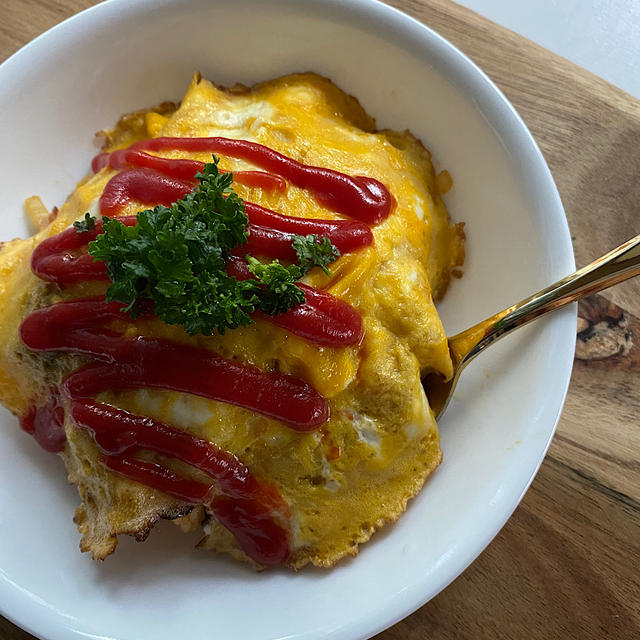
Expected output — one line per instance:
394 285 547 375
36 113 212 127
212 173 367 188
0 1 575 639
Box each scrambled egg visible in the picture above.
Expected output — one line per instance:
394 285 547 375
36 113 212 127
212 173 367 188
0 73 464 568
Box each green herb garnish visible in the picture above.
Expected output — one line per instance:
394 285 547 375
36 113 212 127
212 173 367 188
89 158 256 335
292 233 341 276
87 157 341 335
246 256 305 315
73 212 97 232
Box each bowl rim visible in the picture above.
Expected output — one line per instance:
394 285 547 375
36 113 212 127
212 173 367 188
0 1 576 639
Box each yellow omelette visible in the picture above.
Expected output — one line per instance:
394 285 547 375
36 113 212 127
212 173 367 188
0 73 464 568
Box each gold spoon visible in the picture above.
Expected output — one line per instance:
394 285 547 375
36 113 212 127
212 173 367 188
423 233 640 419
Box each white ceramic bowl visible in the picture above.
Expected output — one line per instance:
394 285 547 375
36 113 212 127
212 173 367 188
0 1 575 638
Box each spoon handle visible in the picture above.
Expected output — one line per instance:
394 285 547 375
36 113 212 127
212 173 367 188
448 233 640 370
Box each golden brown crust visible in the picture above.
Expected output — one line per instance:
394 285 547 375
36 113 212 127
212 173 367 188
97 101 178 151
62 427 189 560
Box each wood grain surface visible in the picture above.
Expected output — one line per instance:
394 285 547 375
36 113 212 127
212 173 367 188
1 1 638 638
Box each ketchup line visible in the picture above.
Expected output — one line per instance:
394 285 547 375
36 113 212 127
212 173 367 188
127 136 393 224
107 149 287 193
31 217 137 285
63 352 329 431
20 133 392 565
31 213 365 347
21 298 329 430
241 200 372 260
96 167 373 257
227 256 364 347
72 398 286 513
99 168 193 217
106 455 212 503
72 398 290 565
19 390 66 453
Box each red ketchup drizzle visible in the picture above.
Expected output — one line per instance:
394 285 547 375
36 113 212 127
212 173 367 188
228 257 363 347
20 299 328 430
21 135 385 565
241 201 372 260
31 216 137 285
96 168 373 260
19 389 66 453
99 168 192 217
105 148 287 193
125 137 393 223
96 168 373 257
19 296 327 565
71 399 290 565
31 220 363 347
92 152 110 173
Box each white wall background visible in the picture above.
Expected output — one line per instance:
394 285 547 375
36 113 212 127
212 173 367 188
459 0 640 98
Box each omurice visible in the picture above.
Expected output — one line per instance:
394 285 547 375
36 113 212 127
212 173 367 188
0 72 464 569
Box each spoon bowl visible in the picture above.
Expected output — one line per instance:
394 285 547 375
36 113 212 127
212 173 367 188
425 233 640 419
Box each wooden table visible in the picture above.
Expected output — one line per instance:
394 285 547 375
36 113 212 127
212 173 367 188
1 1 638 638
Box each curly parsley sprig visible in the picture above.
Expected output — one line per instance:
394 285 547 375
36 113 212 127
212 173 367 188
73 212 97 232
292 234 341 276
84 157 341 336
246 256 305 315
